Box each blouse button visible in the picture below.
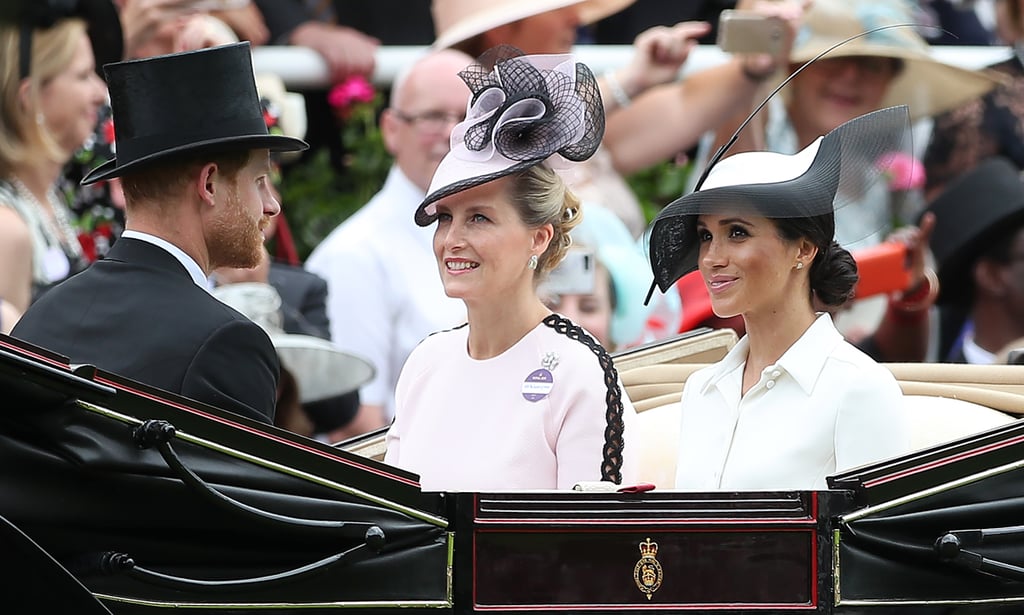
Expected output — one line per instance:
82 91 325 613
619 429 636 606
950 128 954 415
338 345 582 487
766 380 776 389
771 370 781 378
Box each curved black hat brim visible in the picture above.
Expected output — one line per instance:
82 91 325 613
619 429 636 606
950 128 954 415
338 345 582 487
415 158 538 226
646 106 911 293
81 134 308 185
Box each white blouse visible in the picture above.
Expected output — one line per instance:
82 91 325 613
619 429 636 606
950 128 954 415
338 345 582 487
674 313 910 491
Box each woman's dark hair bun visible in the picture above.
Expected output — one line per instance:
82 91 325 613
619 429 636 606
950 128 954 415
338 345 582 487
810 240 858 306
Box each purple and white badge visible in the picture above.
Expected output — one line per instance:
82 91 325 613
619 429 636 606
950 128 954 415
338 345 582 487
521 352 559 402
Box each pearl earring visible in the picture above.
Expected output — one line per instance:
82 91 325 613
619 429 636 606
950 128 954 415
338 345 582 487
36 112 45 126
528 254 538 270
795 261 804 270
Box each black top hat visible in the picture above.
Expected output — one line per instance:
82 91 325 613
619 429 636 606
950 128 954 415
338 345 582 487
926 156 1024 306
81 42 308 186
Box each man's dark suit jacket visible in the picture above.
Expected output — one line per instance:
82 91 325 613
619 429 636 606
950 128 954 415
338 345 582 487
12 238 279 422
269 261 331 340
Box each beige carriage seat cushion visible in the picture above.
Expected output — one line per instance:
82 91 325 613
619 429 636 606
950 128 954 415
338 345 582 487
902 394 1016 450
887 363 1024 399
620 363 706 412
342 433 388 462
612 328 738 373
628 391 1019 491
633 401 682 488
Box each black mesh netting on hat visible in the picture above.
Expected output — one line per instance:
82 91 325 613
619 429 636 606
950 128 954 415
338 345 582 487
646 105 913 294
414 45 605 225
459 45 604 162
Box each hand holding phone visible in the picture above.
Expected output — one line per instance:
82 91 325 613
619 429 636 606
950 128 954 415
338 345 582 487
851 241 911 300
716 9 787 56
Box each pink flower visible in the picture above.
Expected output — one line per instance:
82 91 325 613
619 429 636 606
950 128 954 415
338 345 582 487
327 75 376 111
101 118 116 145
877 152 925 191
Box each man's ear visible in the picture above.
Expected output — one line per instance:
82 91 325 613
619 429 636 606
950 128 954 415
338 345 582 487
974 259 1008 299
196 162 220 207
379 109 401 156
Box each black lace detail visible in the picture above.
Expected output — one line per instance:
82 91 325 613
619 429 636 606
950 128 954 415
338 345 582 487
456 45 604 164
541 314 624 484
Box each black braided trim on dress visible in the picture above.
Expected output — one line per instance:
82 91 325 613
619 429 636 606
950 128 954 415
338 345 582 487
542 313 624 484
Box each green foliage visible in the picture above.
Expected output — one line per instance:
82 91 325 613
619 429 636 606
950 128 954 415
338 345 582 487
279 94 391 261
626 158 694 225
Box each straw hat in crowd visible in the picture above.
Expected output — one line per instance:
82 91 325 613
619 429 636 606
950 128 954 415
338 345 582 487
788 0 1002 121
432 0 634 50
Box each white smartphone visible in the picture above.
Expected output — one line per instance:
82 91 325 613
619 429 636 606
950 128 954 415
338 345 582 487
544 248 597 295
717 10 786 56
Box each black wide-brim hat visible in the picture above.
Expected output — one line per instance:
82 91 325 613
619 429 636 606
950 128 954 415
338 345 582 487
82 42 308 186
646 106 911 294
925 156 1024 306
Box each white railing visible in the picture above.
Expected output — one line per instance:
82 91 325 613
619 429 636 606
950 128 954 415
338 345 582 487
252 44 1013 90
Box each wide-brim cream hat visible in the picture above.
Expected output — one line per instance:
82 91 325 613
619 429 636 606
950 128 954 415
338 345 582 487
785 0 1001 121
212 283 374 404
433 0 634 50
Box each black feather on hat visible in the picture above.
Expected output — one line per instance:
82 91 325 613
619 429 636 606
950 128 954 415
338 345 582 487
646 107 912 295
643 22 922 304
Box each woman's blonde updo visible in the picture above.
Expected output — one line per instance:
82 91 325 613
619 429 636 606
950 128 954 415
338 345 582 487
507 163 582 278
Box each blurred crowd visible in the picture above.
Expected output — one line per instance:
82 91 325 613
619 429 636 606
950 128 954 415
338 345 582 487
3 0 1024 444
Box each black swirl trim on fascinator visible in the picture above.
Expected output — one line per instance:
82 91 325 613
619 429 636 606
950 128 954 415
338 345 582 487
415 45 605 227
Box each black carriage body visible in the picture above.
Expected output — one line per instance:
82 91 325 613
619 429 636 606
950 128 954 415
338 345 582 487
1 334 1023 614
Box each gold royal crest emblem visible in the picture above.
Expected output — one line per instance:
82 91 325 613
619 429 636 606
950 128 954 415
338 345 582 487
633 537 663 600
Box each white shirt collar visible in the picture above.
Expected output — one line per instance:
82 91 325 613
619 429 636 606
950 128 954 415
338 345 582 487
121 230 210 290
702 313 843 396
963 330 997 365
385 166 434 249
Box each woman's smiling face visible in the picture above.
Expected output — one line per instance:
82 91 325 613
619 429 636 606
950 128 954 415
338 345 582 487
697 213 805 319
432 177 548 305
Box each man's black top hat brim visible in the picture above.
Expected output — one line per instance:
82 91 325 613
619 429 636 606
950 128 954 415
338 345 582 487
81 134 308 185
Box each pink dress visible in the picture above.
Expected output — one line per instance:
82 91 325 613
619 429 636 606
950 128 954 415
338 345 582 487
385 318 638 492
